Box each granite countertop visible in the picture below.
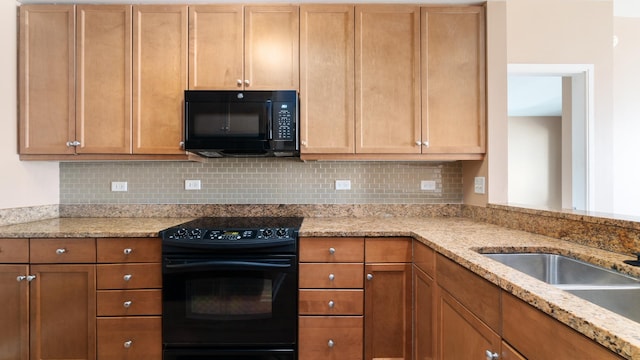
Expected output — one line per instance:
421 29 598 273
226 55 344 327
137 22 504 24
0 216 638 358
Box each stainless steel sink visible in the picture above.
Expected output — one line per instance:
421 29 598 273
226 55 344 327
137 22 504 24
482 253 640 323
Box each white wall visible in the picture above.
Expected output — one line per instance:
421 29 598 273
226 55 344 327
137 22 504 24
504 0 614 213
0 1 59 210
508 116 562 208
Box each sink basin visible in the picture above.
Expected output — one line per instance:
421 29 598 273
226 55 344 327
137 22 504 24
483 253 640 286
483 252 640 323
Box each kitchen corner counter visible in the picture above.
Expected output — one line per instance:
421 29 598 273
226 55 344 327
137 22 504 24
0 217 193 238
300 216 640 359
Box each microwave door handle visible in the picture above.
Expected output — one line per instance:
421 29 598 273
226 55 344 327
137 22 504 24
266 100 273 140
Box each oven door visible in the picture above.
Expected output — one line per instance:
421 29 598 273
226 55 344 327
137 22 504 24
162 254 298 347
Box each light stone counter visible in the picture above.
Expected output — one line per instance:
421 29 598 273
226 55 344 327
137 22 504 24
0 215 638 358
300 216 640 360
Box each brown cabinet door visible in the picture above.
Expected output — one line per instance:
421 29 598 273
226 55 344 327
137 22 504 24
355 5 421 154
29 264 96 360
19 5 75 155
421 6 486 154
132 5 187 154
413 265 435 360
245 5 299 90
188 5 243 90
364 262 412 360
76 5 132 154
436 287 500 360
299 5 355 154
0 265 29 360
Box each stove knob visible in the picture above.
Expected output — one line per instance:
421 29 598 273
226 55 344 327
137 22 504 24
176 229 187 238
263 229 274 237
276 228 287 237
190 229 202 237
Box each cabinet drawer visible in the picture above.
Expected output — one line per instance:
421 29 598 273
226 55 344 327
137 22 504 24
97 317 162 360
413 240 435 277
299 289 364 315
0 238 29 263
299 263 363 289
300 237 364 262
97 289 161 316
365 237 412 263
97 238 161 263
97 263 162 289
299 316 363 360
30 238 96 263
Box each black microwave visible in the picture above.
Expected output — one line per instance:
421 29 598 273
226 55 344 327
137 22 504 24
184 90 299 157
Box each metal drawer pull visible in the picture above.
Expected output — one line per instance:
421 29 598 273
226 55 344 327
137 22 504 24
367 273 374 281
123 301 132 308
56 248 66 255
328 247 336 255
123 248 132 255
328 300 335 309
124 340 133 349
123 274 132 281
327 339 335 348
485 350 499 360
26 275 36 282
328 273 335 281
16 275 26 282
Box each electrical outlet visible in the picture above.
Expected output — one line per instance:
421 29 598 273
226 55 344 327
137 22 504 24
420 180 436 191
474 177 486 194
335 180 351 190
111 181 128 192
185 180 202 190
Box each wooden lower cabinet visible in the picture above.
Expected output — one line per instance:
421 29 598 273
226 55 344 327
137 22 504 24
0 264 29 360
30 264 97 360
413 265 435 360
299 316 364 359
502 293 623 360
501 341 527 360
97 317 162 359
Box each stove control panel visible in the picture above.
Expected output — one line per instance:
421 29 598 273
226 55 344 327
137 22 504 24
163 227 297 242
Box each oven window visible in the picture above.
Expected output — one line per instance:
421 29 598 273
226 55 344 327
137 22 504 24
187 277 272 320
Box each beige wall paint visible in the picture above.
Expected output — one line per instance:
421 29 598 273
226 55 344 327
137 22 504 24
0 2 59 210
505 0 614 213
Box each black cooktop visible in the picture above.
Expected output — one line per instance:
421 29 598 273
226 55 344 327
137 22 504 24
160 217 303 252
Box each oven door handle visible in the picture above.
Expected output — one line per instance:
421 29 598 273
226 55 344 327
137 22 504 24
164 260 292 273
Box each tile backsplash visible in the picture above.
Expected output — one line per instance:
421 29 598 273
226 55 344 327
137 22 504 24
60 158 462 204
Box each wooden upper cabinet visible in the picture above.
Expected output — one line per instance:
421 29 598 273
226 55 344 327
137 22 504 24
355 5 421 154
188 5 243 90
245 6 299 90
189 5 299 90
300 5 355 154
76 5 132 154
421 6 486 154
19 5 75 155
133 5 188 154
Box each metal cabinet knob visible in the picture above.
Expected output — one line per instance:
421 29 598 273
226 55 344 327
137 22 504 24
328 300 335 309
16 275 26 282
123 301 132 308
423 141 430 147
327 339 335 348
415 140 421 146
244 79 250 86
485 350 499 360
328 247 336 255
237 79 243 86
124 340 133 349
328 273 335 281
301 140 308 147
56 248 66 255
26 275 36 282
123 248 132 255
366 273 374 281
123 274 132 281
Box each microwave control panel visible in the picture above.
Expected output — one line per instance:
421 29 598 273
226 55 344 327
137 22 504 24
274 102 296 141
